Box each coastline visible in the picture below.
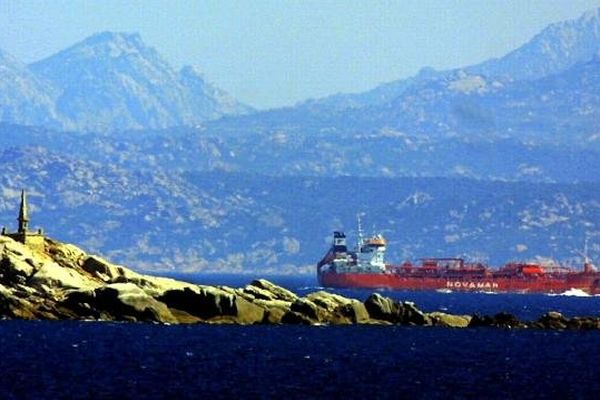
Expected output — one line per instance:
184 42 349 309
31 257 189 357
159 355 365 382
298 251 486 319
0 234 599 330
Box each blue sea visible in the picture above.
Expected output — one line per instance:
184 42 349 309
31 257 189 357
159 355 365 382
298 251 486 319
2 274 600 399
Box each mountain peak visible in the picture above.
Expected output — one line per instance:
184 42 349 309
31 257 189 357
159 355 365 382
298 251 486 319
54 31 157 62
82 31 144 50
87 31 142 42
24 31 250 132
180 65 205 79
467 6 600 81
578 7 600 23
416 66 438 79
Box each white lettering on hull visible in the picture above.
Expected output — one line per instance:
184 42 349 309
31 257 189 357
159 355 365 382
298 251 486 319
446 281 499 289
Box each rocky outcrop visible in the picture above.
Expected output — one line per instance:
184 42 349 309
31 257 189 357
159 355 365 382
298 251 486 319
364 293 431 325
61 283 178 323
468 312 526 329
532 311 568 330
428 312 472 328
307 291 370 324
565 317 600 330
243 279 298 302
157 285 265 324
1 235 600 329
279 291 371 325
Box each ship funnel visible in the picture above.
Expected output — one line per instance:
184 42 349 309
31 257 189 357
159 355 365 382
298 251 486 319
333 231 347 253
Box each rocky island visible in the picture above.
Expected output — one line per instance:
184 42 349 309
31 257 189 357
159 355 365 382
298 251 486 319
0 191 598 330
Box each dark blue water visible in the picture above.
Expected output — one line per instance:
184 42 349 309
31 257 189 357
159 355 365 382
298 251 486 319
2 274 600 399
0 322 599 399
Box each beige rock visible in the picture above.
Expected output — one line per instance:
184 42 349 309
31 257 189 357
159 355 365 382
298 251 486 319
30 261 100 291
0 283 37 319
364 293 402 322
81 255 117 281
0 254 35 283
253 298 292 324
63 283 177 324
46 239 87 269
343 301 370 324
566 317 600 330
306 291 349 311
140 275 200 297
82 255 198 297
428 312 471 328
290 298 321 321
306 291 370 324
243 284 277 301
364 294 431 325
248 279 298 302
281 310 314 325
0 238 42 278
402 301 431 326
157 285 263 324
536 311 568 330
101 283 177 323
233 296 265 324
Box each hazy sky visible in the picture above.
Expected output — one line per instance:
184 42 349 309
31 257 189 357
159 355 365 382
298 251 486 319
1 0 600 109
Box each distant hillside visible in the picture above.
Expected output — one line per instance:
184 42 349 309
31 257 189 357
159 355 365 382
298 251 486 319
0 49 61 128
2 124 600 183
303 7 600 112
0 32 251 132
205 51 600 144
0 145 597 273
359 55 600 142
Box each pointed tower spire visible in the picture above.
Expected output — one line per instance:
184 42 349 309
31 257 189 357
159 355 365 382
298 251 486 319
17 189 29 234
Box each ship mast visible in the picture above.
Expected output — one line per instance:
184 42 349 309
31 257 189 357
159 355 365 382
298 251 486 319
576 235 597 273
576 236 591 264
357 213 364 252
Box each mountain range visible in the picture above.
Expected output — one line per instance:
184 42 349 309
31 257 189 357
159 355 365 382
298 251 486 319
2 9 600 135
0 32 251 132
2 124 599 183
214 7 600 145
303 8 600 111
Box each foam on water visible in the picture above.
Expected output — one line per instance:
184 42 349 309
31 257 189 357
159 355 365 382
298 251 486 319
548 288 591 297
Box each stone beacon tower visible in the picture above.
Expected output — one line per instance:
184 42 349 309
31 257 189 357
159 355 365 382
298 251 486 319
17 189 29 234
2 190 45 251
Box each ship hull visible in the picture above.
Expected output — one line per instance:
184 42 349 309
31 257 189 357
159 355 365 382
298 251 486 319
318 271 600 295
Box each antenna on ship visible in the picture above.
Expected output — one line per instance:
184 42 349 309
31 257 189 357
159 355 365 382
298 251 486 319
575 234 597 273
574 235 590 263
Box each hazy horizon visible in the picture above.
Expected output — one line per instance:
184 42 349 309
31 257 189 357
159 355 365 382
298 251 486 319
2 0 600 109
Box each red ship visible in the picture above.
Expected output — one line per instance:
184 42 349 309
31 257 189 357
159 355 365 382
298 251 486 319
317 225 600 295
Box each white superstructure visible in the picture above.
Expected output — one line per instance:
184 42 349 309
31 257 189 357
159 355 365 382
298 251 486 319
321 216 388 274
